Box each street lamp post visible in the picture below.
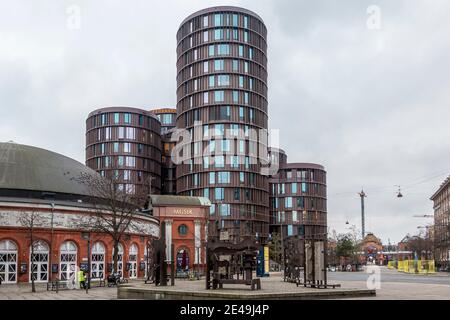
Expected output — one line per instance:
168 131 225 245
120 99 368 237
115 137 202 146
82 232 91 293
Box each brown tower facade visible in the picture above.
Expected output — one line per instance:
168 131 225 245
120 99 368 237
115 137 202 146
269 160 327 241
86 107 162 196
176 6 270 242
150 108 177 195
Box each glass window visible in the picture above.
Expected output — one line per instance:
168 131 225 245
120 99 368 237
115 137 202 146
244 16 248 28
218 171 230 184
214 29 223 40
215 124 224 136
292 183 298 193
249 78 253 89
203 92 209 104
210 205 216 215
244 61 249 73
203 61 209 72
218 44 229 55
203 31 208 42
230 124 239 136
123 143 131 153
244 31 249 43
249 47 253 59
215 188 225 201
244 92 249 104
218 75 229 86
194 49 198 60
114 113 120 124
193 173 199 186
239 172 245 183
239 107 244 119
285 197 293 208
209 45 215 56
287 225 293 236
234 188 240 200
219 203 230 216
239 140 245 153
233 91 239 102
214 90 224 102
203 124 209 137
214 59 224 71
178 224 188 236
203 156 209 169
208 140 215 153
214 14 222 26
209 172 215 184
221 139 230 152
204 188 210 199
287 171 292 179
292 211 298 222
203 15 209 27
232 59 239 71
233 29 238 40
301 182 307 193
231 155 239 168
124 113 131 124
239 76 244 88
209 75 215 87
215 155 225 168
297 197 305 208
113 142 119 153
232 14 238 26
239 45 244 57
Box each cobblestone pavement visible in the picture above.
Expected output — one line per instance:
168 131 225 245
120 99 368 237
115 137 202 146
1 267 449 300
0 282 119 300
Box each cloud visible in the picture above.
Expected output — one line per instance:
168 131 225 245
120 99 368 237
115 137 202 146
1 0 449 243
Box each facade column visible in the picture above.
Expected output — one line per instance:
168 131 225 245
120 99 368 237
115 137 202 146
204 223 208 263
165 219 172 262
194 220 201 265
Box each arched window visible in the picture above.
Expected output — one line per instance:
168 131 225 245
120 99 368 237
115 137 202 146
112 243 124 277
60 241 77 281
91 242 105 279
178 224 188 236
128 244 138 279
30 240 49 283
0 240 18 283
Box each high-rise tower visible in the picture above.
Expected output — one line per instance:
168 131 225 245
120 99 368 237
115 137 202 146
176 6 269 242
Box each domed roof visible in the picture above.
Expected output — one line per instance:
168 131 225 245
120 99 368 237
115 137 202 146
0 142 98 197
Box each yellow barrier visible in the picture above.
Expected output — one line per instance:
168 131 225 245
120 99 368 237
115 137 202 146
396 260 435 274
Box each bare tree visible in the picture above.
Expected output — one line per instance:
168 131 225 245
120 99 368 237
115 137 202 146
74 172 150 277
18 211 49 293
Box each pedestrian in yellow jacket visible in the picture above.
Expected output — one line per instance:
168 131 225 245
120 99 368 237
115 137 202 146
78 270 86 289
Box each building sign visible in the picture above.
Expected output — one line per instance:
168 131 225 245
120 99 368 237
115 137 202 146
173 208 193 215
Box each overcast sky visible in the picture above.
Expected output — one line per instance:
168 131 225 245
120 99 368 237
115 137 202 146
1 0 449 244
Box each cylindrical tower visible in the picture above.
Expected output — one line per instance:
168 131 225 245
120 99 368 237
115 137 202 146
176 6 269 242
86 107 162 198
269 163 327 241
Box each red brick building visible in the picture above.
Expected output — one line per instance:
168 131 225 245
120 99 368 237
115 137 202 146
149 195 211 275
0 142 160 284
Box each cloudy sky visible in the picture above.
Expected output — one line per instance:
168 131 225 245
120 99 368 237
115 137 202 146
1 0 449 244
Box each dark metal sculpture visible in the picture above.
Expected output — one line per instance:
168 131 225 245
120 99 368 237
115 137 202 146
205 225 262 290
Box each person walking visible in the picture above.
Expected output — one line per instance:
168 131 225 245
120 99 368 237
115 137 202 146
78 269 86 289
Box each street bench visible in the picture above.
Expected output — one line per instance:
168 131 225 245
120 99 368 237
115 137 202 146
90 277 106 287
46 279 71 292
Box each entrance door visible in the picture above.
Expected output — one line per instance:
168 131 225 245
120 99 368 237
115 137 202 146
60 241 77 281
128 244 138 279
0 240 18 283
91 242 105 279
30 240 49 282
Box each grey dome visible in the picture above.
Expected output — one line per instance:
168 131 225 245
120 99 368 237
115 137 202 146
0 142 98 197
